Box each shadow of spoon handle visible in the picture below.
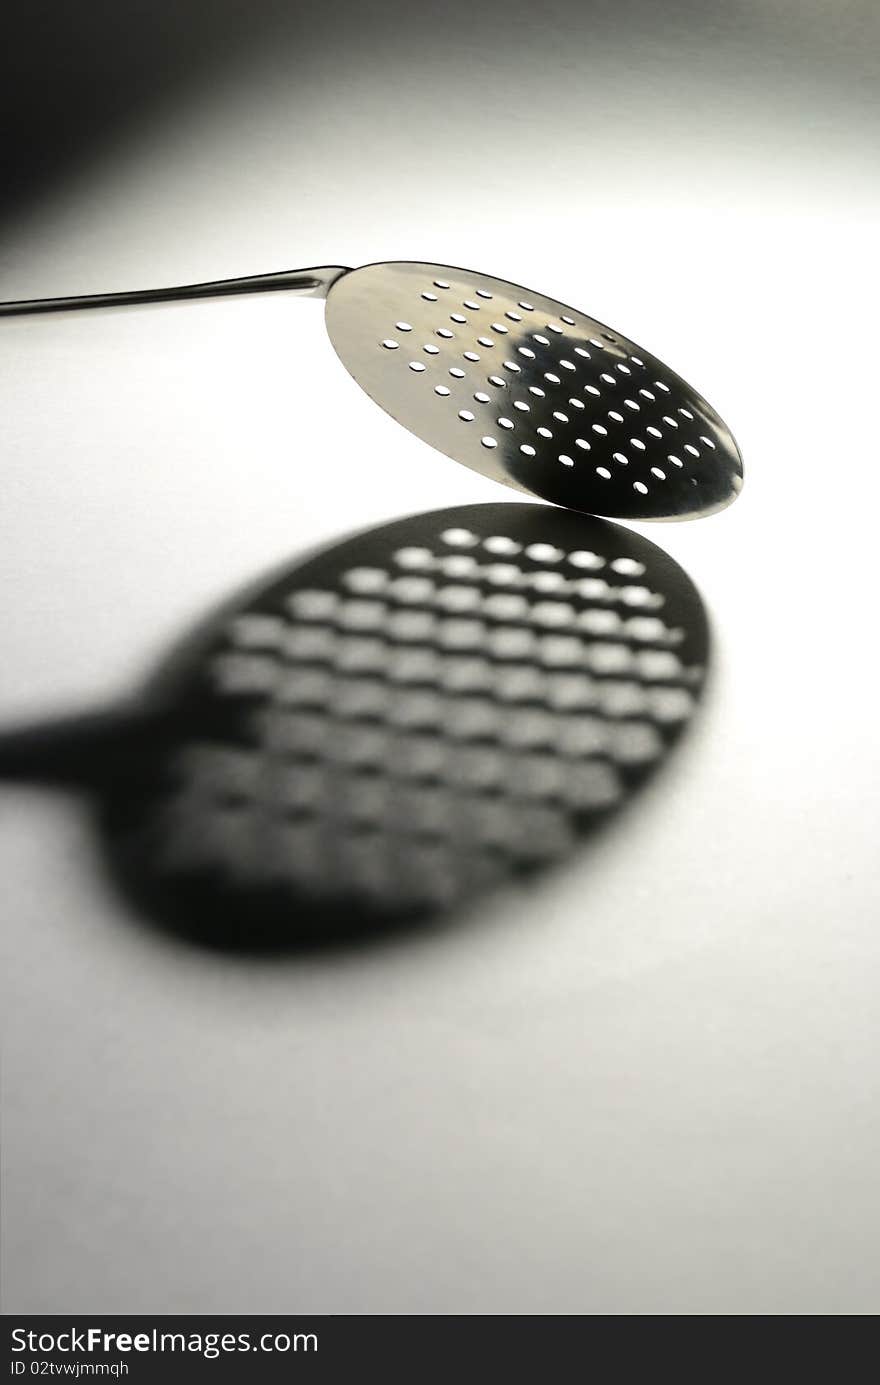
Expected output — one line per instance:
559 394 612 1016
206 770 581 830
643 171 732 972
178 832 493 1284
0 706 171 786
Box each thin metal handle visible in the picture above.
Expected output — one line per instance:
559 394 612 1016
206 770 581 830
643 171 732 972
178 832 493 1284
0 265 351 317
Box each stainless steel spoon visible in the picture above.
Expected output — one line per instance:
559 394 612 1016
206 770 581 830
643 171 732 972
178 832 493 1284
0 260 743 522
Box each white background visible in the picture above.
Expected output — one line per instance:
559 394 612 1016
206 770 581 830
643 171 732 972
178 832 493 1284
2 0 879 1314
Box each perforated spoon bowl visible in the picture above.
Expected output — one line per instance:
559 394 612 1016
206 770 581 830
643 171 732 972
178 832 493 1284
1 260 743 522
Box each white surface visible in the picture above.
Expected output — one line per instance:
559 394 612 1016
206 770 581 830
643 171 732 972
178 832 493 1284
2 5 879 1314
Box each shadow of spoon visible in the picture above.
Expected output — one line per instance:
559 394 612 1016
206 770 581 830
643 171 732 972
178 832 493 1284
0 502 709 952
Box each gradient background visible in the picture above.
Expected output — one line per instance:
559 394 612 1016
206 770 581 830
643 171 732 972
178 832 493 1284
1 0 879 1314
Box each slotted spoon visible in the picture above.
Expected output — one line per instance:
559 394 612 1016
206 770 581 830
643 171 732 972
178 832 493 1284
0 260 743 522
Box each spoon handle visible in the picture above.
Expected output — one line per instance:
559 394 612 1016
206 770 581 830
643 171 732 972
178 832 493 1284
0 266 350 317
